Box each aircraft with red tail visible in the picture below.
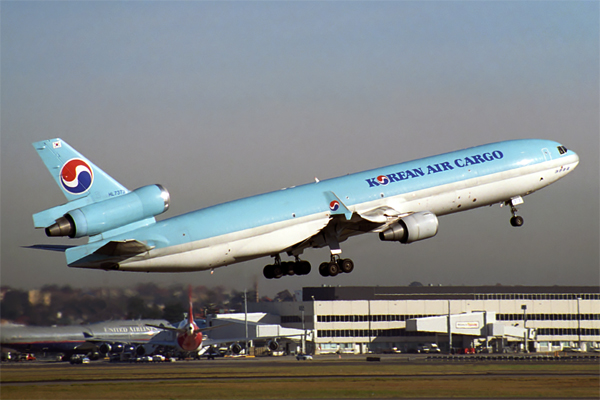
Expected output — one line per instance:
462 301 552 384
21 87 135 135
146 286 223 352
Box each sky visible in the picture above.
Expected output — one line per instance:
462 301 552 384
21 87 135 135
1 1 598 298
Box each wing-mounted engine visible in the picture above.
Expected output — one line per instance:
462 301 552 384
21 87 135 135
229 343 243 354
267 339 279 351
99 342 124 355
45 184 170 238
379 211 439 243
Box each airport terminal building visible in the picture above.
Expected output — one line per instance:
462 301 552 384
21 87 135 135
250 286 600 354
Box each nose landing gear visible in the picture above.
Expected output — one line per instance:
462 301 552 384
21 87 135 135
507 196 524 227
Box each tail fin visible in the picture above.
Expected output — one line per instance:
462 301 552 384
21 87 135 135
32 138 129 228
33 138 127 202
188 285 194 326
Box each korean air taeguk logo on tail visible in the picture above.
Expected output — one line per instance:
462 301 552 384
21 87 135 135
60 159 94 194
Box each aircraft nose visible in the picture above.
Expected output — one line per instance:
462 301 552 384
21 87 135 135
569 150 580 170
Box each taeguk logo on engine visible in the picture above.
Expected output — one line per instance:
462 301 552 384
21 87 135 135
60 159 94 195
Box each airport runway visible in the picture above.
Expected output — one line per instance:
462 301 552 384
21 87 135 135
2 354 598 399
3 353 599 383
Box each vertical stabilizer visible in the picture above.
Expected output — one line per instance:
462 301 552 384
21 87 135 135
32 138 129 228
188 285 194 326
33 138 128 202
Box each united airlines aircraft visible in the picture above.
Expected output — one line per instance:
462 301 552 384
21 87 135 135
31 138 578 279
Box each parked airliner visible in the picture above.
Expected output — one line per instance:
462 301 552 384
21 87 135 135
145 286 215 353
31 138 578 279
145 286 297 355
1 319 167 360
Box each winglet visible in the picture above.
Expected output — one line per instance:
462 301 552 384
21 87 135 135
325 191 353 220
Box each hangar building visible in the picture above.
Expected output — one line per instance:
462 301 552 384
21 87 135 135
250 286 599 354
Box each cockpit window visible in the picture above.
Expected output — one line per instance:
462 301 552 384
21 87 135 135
557 146 567 155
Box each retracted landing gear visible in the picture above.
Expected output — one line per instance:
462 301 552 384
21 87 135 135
263 255 311 279
318 255 354 277
506 196 524 227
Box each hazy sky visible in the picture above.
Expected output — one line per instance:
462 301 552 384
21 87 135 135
2 1 598 297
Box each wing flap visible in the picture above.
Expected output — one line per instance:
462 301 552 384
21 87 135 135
94 239 155 256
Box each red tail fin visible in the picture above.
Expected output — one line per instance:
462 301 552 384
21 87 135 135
188 284 194 325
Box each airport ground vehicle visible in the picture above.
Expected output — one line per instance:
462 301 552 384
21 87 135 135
417 344 441 353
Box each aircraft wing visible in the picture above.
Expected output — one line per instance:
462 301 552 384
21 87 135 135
145 324 180 333
286 195 407 255
145 322 233 335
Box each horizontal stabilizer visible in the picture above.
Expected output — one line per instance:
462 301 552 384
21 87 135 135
24 244 75 252
65 239 155 268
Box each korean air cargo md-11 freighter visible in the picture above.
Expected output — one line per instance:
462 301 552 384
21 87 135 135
31 138 578 279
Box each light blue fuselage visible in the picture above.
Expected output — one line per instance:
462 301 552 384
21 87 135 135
66 139 578 271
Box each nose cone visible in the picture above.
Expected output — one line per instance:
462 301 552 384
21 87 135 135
565 148 580 173
571 151 580 169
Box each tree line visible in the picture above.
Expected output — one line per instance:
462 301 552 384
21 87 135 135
0 283 292 326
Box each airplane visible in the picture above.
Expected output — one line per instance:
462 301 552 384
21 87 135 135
0 319 168 360
145 286 215 353
145 286 304 356
30 138 579 279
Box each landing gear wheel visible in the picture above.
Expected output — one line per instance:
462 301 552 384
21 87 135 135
272 265 284 279
510 215 524 227
339 258 354 273
319 262 330 277
283 261 295 276
327 262 339 277
297 261 311 275
263 265 274 279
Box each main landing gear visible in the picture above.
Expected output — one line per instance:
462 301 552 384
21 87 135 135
263 256 311 279
318 256 354 277
507 196 524 227
263 255 356 279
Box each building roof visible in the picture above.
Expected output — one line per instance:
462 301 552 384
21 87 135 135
302 286 600 301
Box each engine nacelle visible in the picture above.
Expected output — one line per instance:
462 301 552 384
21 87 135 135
98 343 112 355
99 342 124 355
267 340 279 351
45 184 170 238
135 345 147 356
230 343 243 355
379 211 439 244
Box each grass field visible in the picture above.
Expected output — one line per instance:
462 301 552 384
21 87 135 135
1 359 598 399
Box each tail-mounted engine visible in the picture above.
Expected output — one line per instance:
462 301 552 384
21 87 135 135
45 184 170 238
379 211 439 243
